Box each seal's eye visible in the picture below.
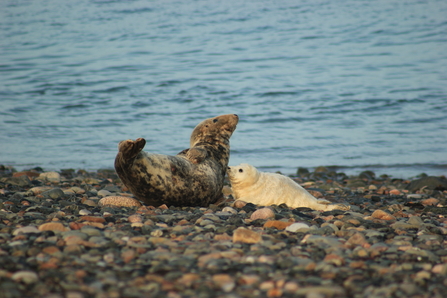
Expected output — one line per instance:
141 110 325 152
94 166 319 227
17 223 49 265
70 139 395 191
238 169 243 173
213 119 218 123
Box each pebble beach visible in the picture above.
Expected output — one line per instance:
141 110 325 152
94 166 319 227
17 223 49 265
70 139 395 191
1 165 447 298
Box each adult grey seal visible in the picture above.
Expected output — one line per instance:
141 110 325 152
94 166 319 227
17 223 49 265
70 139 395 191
115 114 239 207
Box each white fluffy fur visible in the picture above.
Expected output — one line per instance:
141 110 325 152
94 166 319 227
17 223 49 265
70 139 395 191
227 163 349 211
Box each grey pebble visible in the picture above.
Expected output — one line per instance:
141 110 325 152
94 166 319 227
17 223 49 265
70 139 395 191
42 188 65 199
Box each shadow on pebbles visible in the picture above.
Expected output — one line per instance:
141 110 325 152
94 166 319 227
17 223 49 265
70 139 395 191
1 166 447 298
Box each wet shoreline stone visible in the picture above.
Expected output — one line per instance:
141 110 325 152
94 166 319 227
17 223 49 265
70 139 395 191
0 166 446 298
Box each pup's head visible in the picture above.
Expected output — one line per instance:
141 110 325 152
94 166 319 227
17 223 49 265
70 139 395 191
227 163 260 187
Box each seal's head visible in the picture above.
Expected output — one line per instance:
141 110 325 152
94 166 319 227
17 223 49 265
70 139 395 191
190 114 239 147
227 163 260 188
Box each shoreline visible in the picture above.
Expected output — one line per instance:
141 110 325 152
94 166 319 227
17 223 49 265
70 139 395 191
2 162 446 181
1 167 447 297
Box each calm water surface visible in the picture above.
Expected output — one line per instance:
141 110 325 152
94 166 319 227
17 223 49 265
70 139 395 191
1 0 447 178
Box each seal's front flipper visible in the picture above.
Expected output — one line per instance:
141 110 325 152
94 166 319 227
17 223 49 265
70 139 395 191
185 147 207 164
177 147 208 164
118 138 146 160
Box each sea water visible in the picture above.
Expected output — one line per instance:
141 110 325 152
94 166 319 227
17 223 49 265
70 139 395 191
1 0 447 178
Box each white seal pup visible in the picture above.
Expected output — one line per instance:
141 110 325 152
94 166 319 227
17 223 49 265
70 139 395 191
115 114 239 207
227 163 349 211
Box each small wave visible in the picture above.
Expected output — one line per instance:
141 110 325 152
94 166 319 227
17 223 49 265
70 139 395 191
93 86 129 93
113 7 153 14
61 104 90 109
256 91 310 97
131 101 152 108
389 87 430 93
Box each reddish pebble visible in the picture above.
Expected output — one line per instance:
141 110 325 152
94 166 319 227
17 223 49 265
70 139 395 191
80 216 105 223
69 222 85 230
389 189 401 195
371 210 396 221
13 171 40 179
267 288 283 298
263 220 292 230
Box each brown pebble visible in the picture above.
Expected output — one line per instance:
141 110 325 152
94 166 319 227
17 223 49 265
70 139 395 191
42 246 61 255
350 261 367 269
324 253 345 266
345 232 368 248
98 196 142 207
176 219 189 226
177 273 201 287
421 198 439 206
80 216 105 223
250 207 275 220
64 235 85 246
214 233 232 241
212 274 235 292
128 214 143 223
263 220 292 230
234 200 247 208
75 270 87 280
121 249 136 264
267 288 283 298
371 209 396 221
238 274 260 286
283 281 299 292
64 245 83 254
233 228 262 244
38 222 67 232
82 222 105 229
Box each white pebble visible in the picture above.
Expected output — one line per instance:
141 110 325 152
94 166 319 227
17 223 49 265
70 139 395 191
38 172 61 183
285 222 310 233
13 226 40 236
78 209 92 216
11 271 39 284
222 207 237 214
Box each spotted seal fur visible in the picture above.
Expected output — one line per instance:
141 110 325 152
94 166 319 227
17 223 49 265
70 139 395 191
227 163 350 211
115 114 239 207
